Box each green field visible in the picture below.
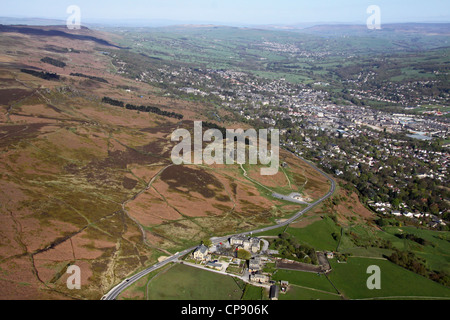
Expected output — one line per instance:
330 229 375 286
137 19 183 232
286 216 341 251
144 264 245 300
119 209 450 301
241 284 267 300
328 257 450 300
280 286 342 300
110 25 450 89
272 269 337 294
378 226 450 274
260 214 450 300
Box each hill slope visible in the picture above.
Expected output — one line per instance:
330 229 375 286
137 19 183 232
0 26 332 299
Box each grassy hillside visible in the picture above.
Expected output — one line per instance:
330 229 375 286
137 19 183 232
328 257 450 299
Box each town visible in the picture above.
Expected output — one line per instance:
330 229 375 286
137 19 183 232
111 47 449 229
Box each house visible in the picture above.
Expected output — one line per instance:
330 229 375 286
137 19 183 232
270 285 280 300
249 257 262 273
230 236 261 253
243 238 261 253
205 261 223 271
229 236 246 246
250 273 270 284
193 245 209 261
391 211 402 217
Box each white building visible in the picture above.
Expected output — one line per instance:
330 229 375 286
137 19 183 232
193 245 209 261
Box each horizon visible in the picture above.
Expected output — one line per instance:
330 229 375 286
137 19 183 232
0 0 449 27
1 16 449 29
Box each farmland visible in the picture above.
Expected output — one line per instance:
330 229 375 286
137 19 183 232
119 263 245 300
109 25 450 86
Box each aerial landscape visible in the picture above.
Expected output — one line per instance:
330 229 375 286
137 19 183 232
0 0 449 305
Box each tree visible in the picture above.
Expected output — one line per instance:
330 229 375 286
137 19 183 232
236 249 251 260
392 198 401 209
279 233 290 240
202 238 212 248
429 203 440 215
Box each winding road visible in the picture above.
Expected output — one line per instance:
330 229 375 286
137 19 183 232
102 152 336 300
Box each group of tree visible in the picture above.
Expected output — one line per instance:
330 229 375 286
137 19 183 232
394 233 432 246
236 248 252 260
71 73 108 83
101 96 124 107
20 69 60 81
125 103 184 120
40 57 66 68
101 96 183 120
386 249 449 287
273 233 318 265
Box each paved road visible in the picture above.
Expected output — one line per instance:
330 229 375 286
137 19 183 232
102 152 336 300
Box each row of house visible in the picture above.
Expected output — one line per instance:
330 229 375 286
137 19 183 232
193 235 263 261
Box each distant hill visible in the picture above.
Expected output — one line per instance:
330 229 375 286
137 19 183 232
0 24 123 48
301 23 450 36
0 17 66 26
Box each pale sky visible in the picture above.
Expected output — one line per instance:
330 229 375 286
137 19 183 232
1 0 449 25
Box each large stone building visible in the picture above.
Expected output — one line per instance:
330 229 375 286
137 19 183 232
249 257 262 273
250 273 270 284
193 244 209 261
229 236 261 253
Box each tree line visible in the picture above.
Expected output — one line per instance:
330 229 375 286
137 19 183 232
386 249 449 287
71 73 108 83
40 57 66 68
101 96 183 120
20 69 60 81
